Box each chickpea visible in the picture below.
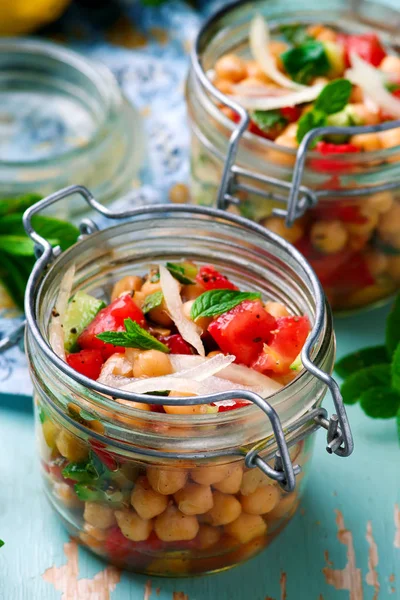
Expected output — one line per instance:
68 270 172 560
214 54 247 83
141 279 163 297
154 504 199 542
367 191 394 214
261 216 303 245
82 522 108 541
380 55 400 77
169 182 190 204
114 509 153 542
197 524 222 549
267 491 298 520
379 127 400 149
310 220 348 254
235 76 270 90
268 136 297 166
131 477 168 519
103 352 133 377
246 60 271 83
56 429 88 462
378 203 400 236
174 483 214 515
225 513 267 544
182 300 212 332
350 132 381 152
213 464 243 494
387 256 400 281
79 532 104 552
163 391 208 415
350 85 364 103
147 466 188 495
349 104 380 126
42 419 60 450
240 485 280 515
181 282 206 302
111 276 142 302
205 491 242 526
191 464 234 486
264 301 290 318
214 78 234 95
53 482 82 509
348 233 370 252
240 469 270 496
84 502 116 529
132 290 146 308
364 251 389 278
147 298 173 327
132 350 173 378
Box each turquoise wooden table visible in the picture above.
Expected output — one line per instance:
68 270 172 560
1 304 399 600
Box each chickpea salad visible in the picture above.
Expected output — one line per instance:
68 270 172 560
212 15 400 153
51 261 310 414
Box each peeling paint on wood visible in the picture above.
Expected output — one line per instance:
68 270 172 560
42 540 121 600
324 551 333 566
144 579 152 600
280 571 287 600
323 510 363 600
172 593 189 600
394 505 400 549
366 521 380 599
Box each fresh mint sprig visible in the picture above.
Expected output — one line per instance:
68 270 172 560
142 291 164 314
335 294 400 440
191 289 261 320
296 79 352 145
96 318 170 353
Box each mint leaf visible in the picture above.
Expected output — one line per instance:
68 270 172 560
97 318 170 352
297 109 327 145
397 408 400 447
386 295 400 356
391 344 400 393
360 386 400 419
315 79 352 115
0 193 41 218
142 291 164 314
0 235 36 256
341 364 391 405
191 289 261 319
335 345 389 378
0 540 4 548
166 262 195 285
279 24 311 46
251 109 286 132
281 40 330 84
386 82 400 93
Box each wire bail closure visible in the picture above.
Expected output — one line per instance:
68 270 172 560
191 12 400 228
18 184 354 493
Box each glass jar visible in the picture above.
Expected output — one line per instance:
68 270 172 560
186 0 400 314
25 187 352 576
0 38 144 217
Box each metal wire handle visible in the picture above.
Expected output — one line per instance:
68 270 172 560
191 11 400 227
20 185 353 487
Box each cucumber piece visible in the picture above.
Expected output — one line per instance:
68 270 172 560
64 291 105 351
290 354 303 372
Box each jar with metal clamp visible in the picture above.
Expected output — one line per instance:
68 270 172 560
25 186 353 576
186 0 400 314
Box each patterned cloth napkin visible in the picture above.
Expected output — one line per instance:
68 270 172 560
0 0 224 396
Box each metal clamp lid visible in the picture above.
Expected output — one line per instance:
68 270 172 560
13 185 353 492
191 6 400 227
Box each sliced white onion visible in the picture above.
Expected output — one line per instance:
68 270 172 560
230 83 324 110
159 265 205 356
213 399 251 409
49 264 75 361
119 376 202 395
169 354 283 397
231 84 290 97
170 353 235 382
346 52 400 119
249 14 304 91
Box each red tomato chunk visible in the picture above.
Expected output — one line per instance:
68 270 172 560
208 300 277 366
159 334 193 354
66 349 104 380
77 294 145 359
338 33 387 67
196 265 238 291
252 316 310 375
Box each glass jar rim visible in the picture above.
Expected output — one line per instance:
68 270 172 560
190 0 400 160
0 37 120 168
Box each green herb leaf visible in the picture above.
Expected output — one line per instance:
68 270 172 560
150 270 160 283
360 386 400 419
190 289 261 320
0 193 42 218
315 79 352 115
166 262 195 285
74 483 127 507
0 252 34 308
397 408 400 447
281 40 330 84
250 109 286 132
142 290 164 314
97 318 170 352
341 364 391 405
335 345 389 378
279 24 311 46
0 540 4 548
386 295 400 356
391 343 400 393
386 82 400 93
0 235 36 256
296 109 327 145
